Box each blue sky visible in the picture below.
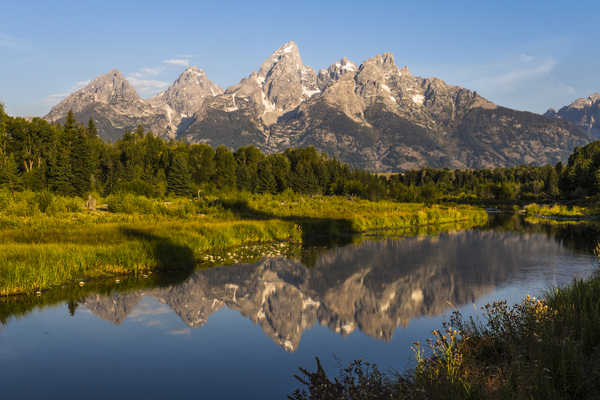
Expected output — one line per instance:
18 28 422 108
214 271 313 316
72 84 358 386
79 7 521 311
1 0 599 116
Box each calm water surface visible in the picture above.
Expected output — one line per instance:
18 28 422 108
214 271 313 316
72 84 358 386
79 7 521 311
1 215 598 399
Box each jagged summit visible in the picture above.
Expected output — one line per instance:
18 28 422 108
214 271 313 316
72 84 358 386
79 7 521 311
188 40 320 129
545 92 600 138
151 66 223 119
256 40 319 111
45 68 175 141
45 69 140 122
80 69 139 104
567 93 600 109
317 57 357 90
258 41 301 77
44 42 591 169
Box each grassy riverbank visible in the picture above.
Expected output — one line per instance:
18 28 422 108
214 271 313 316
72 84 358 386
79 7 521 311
0 191 487 296
524 203 593 218
292 270 600 399
523 203 598 226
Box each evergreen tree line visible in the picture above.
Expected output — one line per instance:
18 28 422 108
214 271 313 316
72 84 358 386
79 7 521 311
389 143 600 203
0 105 598 203
0 108 388 199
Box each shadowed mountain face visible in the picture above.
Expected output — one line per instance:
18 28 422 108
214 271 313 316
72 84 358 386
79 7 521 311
44 42 590 170
81 230 579 352
545 93 600 139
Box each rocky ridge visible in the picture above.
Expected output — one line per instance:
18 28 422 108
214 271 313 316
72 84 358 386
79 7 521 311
45 70 177 142
149 66 224 133
45 42 591 170
545 93 600 139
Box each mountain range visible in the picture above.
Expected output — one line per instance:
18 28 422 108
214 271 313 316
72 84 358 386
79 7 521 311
45 41 593 171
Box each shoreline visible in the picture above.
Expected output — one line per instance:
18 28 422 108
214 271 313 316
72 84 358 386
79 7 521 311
0 194 488 297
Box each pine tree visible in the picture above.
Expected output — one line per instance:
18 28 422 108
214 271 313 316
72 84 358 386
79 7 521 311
214 146 236 189
70 126 92 196
86 118 98 139
64 110 77 132
59 111 93 196
0 154 20 191
167 151 193 196
257 159 277 194
268 154 290 192
189 144 216 185
48 129 74 195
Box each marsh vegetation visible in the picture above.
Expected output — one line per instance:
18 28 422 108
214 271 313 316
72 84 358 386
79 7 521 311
0 189 487 296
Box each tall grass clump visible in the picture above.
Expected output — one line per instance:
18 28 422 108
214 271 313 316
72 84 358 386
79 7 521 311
106 193 199 217
525 203 590 218
0 189 83 216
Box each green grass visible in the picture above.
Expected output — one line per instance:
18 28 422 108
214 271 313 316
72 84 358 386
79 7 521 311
0 190 487 296
524 203 592 218
242 193 488 231
0 217 301 296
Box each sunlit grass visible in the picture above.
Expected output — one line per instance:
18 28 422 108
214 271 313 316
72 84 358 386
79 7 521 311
0 190 487 296
524 203 591 218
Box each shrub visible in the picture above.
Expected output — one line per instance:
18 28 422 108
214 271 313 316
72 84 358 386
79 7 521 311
35 191 54 213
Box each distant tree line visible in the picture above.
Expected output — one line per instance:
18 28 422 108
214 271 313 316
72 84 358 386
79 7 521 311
0 105 598 204
0 108 388 199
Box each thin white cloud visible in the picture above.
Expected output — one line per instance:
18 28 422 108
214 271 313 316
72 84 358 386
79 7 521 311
470 57 557 93
141 67 162 75
129 302 171 318
141 319 164 328
167 328 191 336
163 58 190 67
43 80 91 104
125 65 170 96
127 76 169 95
44 93 71 102
519 53 535 63
446 53 578 113
131 67 163 78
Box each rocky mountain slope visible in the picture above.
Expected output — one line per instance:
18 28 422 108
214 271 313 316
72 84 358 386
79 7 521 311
545 93 600 139
45 70 176 142
149 66 223 134
45 42 591 170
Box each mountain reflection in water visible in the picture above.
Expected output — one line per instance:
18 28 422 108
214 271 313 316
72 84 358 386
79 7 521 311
79 229 584 352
